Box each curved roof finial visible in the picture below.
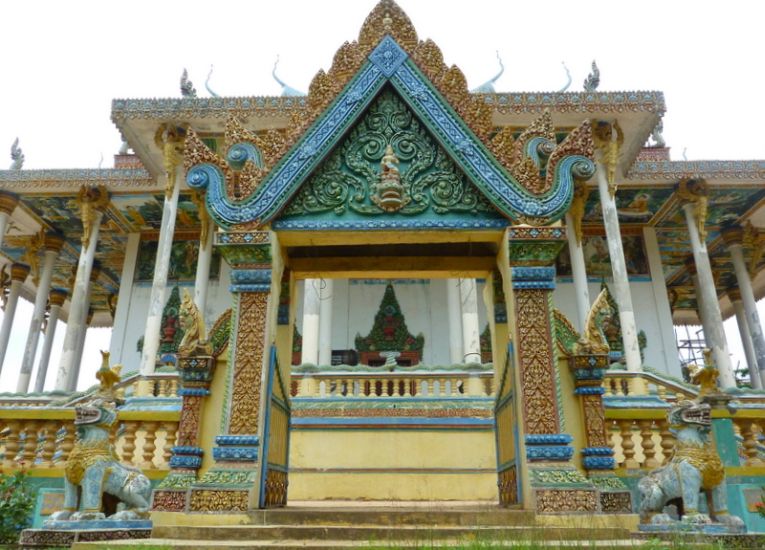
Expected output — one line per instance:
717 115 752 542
272 56 306 97
471 51 504 93
10 138 24 170
205 65 220 98
558 62 572 92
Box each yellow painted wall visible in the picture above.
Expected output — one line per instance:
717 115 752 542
289 429 497 501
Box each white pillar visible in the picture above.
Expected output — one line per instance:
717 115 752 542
193 220 215 317
318 278 333 366
729 289 761 389
723 228 765 387
690 270 713 346
55 190 105 391
596 163 642 372
17 234 64 393
301 278 320 365
67 264 100 391
33 289 67 393
643 227 681 377
139 165 182 376
446 278 464 364
460 278 481 364
565 212 590 331
681 202 735 387
0 263 30 377
0 192 19 251
69 308 94 390
109 233 140 366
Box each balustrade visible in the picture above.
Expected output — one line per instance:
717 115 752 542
0 411 179 473
292 370 493 399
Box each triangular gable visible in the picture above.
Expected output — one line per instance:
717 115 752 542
187 23 594 230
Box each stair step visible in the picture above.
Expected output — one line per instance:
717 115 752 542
151 524 631 542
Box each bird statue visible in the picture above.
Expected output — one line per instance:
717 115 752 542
10 138 24 170
583 60 600 92
180 68 197 98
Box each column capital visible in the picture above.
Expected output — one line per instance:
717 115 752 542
42 231 65 253
684 258 698 276
10 262 30 282
720 225 744 246
77 185 109 248
49 288 68 308
727 288 742 302
676 178 709 244
155 124 188 199
592 119 623 197
0 191 19 215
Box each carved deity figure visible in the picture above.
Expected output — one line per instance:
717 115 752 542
372 144 409 212
47 352 152 523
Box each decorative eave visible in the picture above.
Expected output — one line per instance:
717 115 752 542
626 160 765 183
484 91 666 116
0 168 155 193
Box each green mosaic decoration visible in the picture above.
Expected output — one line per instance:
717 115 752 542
589 475 628 490
508 241 566 265
157 472 196 490
292 324 302 354
355 283 424 353
553 308 579 356
280 88 498 222
210 309 233 357
194 468 259 488
480 324 492 354
159 286 182 354
530 468 592 488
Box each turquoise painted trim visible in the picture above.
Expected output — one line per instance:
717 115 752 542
258 345 278 508
189 37 592 229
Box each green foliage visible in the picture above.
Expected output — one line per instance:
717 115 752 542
0 471 35 544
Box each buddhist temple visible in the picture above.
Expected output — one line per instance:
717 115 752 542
0 0 764 540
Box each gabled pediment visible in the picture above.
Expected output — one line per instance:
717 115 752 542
186 0 595 230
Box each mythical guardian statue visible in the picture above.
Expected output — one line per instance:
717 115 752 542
637 363 744 531
574 288 611 355
46 352 152 523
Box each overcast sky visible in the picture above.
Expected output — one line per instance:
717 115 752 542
0 0 763 391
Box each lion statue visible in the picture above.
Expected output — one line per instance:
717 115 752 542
46 352 152 523
637 390 744 531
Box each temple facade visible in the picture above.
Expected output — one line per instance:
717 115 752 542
0 0 764 533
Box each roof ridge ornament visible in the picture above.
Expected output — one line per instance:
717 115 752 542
180 68 197 98
471 51 505 93
583 60 600 92
558 62 572 92
10 138 24 170
205 65 220 98
272 56 306 97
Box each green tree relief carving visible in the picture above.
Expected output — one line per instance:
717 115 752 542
282 88 498 219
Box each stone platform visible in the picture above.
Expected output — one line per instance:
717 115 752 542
67 507 642 549
21 520 152 548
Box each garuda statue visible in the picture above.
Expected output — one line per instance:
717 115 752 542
637 361 744 531
47 352 152 523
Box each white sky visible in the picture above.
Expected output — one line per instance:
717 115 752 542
0 0 763 391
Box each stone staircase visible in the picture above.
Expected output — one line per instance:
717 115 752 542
72 507 643 549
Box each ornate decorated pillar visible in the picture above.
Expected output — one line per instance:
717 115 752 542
109 233 140 366
728 288 761 389
33 289 67 393
592 121 642 372
722 226 765 387
677 179 735 387
507 227 599 513
300 279 320 365
189 230 287 511
139 125 186 381
565 183 591 330
460 278 481 364
446 279 464 364
55 185 108 391
18 232 64 393
0 263 31 376
0 191 19 251
318 278 333 366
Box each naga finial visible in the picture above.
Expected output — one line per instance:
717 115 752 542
205 65 220 98
178 289 211 356
558 61 572 92
10 138 24 170
574 288 611 355
471 51 505 93
181 68 197 98
272 56 306 97
583 60 600 92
